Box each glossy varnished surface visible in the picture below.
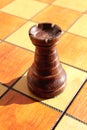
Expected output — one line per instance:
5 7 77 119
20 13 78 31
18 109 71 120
27 23 66 98
0 0 87 130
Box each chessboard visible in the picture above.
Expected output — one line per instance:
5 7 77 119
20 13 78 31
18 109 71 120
0 0 87 130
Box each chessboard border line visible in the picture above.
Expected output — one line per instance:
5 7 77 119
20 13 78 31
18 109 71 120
60 61 87 73
1 40 87 73
12 87 63 113
66 112 87 126
52 79 87 130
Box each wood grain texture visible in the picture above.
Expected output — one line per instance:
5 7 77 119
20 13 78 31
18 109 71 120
55 115 87 130
0 90 61 130
0 42 34 86
0 0 13 9
0 90 34 105
36 0 55 4
6 21 36 51
32 5 81 30
53 0 87 12
67 82 87 123
1 0 47 19
0 0 87 129
0 12 26 39
57 32 87 70
0 84 7 96
13 64 87 111
68 14 87 38
27 23 66 98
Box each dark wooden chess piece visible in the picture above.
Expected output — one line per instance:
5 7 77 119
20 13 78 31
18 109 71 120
27 23 66 98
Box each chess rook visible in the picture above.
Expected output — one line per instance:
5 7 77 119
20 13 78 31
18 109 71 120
27 23 66 98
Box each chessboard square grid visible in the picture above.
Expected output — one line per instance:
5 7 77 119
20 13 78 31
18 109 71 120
0 0 13 9
6 21 36 51
67 82 87 123
0 0 48 19
55 115 87 130
57 32 87 71
0 84 8 97
68 14 87 38
0 89 34 105
32 5 81 30
53 0 87 12
0 0 87 129
0 12 26 39
0 90 61 130
0 42 34 86
13 64 87 111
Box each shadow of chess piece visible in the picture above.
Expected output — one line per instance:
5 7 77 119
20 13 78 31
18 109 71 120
27 23 66 99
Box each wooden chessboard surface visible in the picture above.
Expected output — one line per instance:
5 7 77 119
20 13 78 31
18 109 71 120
0 0 87 129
